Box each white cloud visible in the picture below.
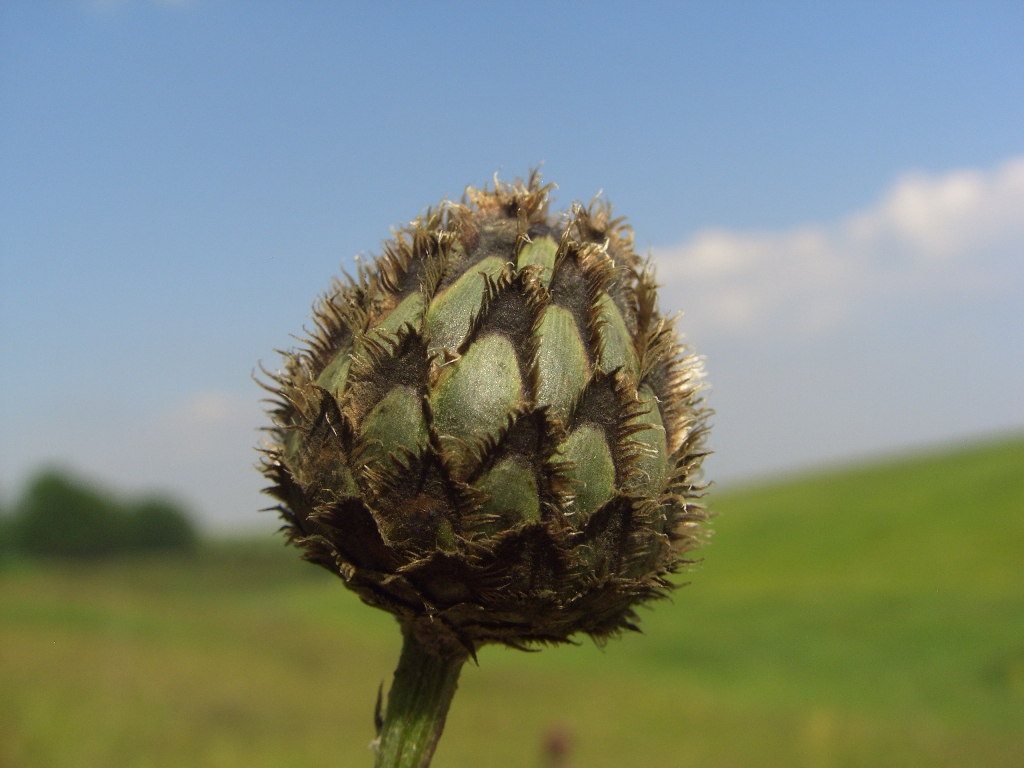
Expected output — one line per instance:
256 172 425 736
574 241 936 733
654 156 1024 338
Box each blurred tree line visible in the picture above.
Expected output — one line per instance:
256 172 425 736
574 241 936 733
0 469 198 557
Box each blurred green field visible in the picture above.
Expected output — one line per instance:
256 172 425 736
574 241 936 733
2 435 1023 767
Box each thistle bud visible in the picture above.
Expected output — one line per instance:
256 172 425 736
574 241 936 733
259 172 709 766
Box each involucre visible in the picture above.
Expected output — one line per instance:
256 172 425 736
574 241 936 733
259 172 709 767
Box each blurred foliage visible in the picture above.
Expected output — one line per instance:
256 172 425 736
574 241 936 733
124 498 199 553
0 508 10 554
0 436 1021 766
4 469 198 558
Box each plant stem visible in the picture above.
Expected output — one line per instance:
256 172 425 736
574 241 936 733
374 627 467 768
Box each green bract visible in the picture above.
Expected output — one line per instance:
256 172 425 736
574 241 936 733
260 172 709 652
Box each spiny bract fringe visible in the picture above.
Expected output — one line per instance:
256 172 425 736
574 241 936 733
258 170 710 652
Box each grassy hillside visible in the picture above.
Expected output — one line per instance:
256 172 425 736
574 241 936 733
1 435 1022 767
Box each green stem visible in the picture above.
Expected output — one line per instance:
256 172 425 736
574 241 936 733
374 627 467 768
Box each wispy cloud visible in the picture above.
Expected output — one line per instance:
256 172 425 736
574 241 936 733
1 389 268 530
655 156 1024 338
83 0 197 11
155 390 261 462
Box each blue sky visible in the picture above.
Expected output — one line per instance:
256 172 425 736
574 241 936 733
2 1 1022 527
